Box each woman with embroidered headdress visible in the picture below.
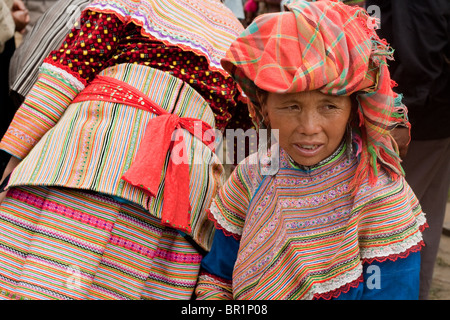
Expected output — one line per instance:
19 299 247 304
195 0 426 300
0 0 253 300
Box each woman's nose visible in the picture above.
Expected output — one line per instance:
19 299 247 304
296 111 321 135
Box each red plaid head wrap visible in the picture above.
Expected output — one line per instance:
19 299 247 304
221 0 407 186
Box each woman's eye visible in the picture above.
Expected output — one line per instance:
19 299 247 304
323 104 338 111
287 105 300 111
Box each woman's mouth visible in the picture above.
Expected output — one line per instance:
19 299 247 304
300 145 319 150
293 143 324 156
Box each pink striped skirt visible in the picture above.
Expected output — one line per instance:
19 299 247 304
0 185 202 300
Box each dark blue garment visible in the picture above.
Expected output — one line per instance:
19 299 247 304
334 251 421 300
201 228 421 299
200 228 240 280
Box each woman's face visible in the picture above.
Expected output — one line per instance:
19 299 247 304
263 90 352 167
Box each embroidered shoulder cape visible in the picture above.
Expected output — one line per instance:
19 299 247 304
204 144 426 299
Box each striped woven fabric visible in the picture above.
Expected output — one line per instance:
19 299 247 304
0 0 246 300
87 0 244 75
9 0 91 104
6 63 220 251
2 1 247 162
203 145 426 299
0 185 202 300
2 63 83 159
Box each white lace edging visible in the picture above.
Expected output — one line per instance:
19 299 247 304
360 229 423 261
305 263 363 300
209 201 243 237
417 211 427 230
41 63 85 92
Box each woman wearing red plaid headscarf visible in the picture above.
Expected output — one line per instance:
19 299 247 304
195 0 426 300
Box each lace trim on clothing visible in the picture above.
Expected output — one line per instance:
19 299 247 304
417 211 428 231
207 205 242 240
313 275 364 300
310 234 423 299
41 61 86 91
303 262 363 300
362 241 424 265
360 227 424 262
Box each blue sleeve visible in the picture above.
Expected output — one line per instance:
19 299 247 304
335 251 421 300
200 228 240 280
361 251 421 300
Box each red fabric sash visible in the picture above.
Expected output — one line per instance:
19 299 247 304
73 75 215 233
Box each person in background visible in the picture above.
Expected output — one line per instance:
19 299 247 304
0 0 16 54
223 0 245 24
243 0 365 26
0 0 28 176
195 0 426 300
243 0 282 26
1 0 89 178
365 0 450 300
0 0 252 300
21 0 57 34
8 0 91 110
